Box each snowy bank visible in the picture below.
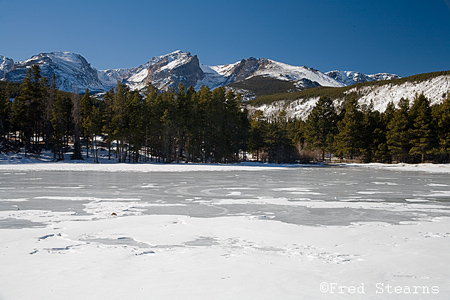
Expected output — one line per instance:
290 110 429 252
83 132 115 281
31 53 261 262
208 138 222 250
343 162 450 174
1 151 450 174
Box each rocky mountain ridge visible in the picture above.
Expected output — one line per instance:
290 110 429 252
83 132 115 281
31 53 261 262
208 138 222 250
0 51 399 94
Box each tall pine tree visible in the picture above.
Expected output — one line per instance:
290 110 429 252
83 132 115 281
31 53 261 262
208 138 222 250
386 97 412 162
304 96 337 161
334 95 363 160
408 93 434 163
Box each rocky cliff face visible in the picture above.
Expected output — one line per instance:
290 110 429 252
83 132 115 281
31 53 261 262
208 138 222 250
228 58 265 83
145 52 204 91
97 51 205 92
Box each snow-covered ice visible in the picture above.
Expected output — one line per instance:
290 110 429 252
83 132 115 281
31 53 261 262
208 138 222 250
0 161 449 299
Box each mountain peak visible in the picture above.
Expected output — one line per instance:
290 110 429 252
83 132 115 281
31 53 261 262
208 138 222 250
0 55 14 78
1 50 401 95
326 70 400 86
5 51 105 92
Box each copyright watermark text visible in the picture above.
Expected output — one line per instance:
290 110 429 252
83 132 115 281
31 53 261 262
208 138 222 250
320 282 440 295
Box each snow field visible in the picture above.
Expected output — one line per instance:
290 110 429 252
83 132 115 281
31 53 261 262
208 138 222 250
0 162 450 299
1 211 449 299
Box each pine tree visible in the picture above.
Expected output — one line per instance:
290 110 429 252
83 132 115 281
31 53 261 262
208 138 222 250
408 93 434 163
333 95 363 160
142 83 159 161
71 90 83 160
373 101 395 163
210 87 227 162
248 110 267 162
80 89 94 158
197 86 212 162
434 95 450 162
43 74 57 150
175 83 189 162
111 82 129 162
360 101 381 163
225 90 248 162
11 68 38 155
386 97 412 162
101 88 115 160
90 106 103 163
0 83 11 152
127 90 144 162
51 93 72 160
304 96 337 161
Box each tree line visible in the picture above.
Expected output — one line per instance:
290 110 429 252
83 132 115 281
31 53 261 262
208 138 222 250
297 93 450 163
0 65 249 163
1 65 449 164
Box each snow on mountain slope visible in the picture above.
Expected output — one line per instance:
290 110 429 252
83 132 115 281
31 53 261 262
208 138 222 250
196 64 229 90
0 55 14 78
98 50 204 91
4 52 107 92
0 50 426 99
198 58 344 92
209 62 241 77
97 68 135 89
326 70 400 86
252 60 344 88
350 75 450 111
249 74 450 120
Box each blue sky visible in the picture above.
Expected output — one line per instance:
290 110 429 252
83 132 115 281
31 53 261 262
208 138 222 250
1 0 449 77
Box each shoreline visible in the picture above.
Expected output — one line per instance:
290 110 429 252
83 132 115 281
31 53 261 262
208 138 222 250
1 151 450 173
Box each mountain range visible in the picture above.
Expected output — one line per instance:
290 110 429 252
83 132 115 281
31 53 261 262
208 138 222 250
0 51 400 95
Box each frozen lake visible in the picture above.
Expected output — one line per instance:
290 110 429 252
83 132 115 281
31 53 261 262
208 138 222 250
1 166 450 227
1 164 449 299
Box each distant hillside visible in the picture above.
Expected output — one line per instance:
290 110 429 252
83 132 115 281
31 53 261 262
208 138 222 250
247 70 450 119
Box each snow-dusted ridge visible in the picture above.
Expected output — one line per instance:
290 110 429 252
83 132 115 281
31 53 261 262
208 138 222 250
249 72 450 120
0 55 14 78
326 70 400 86
252 60 344 88
2 50 448 122
1 50 400 94
3 51 108 93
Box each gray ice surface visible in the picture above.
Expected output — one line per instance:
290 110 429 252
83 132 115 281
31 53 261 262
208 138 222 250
1 166 449 229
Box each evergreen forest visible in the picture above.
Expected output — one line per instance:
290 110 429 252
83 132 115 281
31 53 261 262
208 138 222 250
1 65 450 164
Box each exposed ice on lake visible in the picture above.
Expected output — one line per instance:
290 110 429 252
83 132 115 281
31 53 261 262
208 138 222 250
0 164 449 299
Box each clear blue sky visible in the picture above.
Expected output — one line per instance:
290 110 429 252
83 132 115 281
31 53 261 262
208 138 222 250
1 0 449 77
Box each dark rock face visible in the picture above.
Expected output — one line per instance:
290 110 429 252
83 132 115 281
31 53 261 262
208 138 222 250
295 78 321 89
146 54 205 91
231 58 263 82
222 58 274 85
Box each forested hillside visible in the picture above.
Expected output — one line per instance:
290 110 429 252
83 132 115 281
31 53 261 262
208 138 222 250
248 70 450 107
1 65 450 163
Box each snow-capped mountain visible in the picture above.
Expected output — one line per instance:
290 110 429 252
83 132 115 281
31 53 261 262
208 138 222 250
326 70 400 86
99 54 345 93
3 52 107 93
1 50 399 94
0 55 14 79
98 50 204 92
198 57 345 91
